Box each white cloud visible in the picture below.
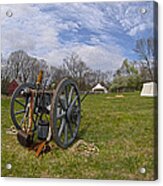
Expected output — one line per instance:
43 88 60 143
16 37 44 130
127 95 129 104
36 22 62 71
43 48 69 67
2 28 36 52
127 23 151 36
43 43 124 72
104 2 153 36
1 4 61 56
1 2 154 71
50 3 105 32
72 44 124 71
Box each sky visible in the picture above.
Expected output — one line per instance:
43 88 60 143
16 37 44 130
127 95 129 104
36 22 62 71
0 1 155 72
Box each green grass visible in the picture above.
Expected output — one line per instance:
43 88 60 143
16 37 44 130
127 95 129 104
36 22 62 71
1 92 157 180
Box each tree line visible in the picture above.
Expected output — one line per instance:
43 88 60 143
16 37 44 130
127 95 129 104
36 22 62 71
111 37 157 92
1 50 112 93
1 37 157 94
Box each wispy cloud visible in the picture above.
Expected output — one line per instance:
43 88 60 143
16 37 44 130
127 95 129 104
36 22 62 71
1 1 155 72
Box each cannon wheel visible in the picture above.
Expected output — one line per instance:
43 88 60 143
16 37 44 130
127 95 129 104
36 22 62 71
10 83 36 131
50 78 81 148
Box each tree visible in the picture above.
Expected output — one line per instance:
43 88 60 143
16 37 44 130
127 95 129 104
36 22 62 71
63 53 90 90
1 50 113 92
49 65 69 86
6 50 33 82
133 37 157 81
110 59 141 92
5 50 49 83
1 55 10 94
110 76 128 92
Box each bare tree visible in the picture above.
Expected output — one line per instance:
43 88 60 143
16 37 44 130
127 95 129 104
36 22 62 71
133 37 157 81
63 53 90 89
7 50 32 82
1 55 11 94
63 53 87 79
2 50 114 92
49 65 69 86
7 50 26 80
6 50 49 83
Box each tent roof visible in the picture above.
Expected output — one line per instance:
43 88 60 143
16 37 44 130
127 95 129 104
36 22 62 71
143 82 157 86
92 83 108 93
92 83 106 90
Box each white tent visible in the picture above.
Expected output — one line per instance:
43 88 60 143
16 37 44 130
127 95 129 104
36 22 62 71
92 83 108 94
140 82 157 97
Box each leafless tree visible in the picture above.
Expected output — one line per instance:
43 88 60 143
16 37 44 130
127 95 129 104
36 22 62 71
133 37 157 81
63 53 90 89
2 50 114 92
5 50 49 83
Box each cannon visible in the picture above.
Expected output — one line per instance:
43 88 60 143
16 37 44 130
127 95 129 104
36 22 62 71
10 71 86 156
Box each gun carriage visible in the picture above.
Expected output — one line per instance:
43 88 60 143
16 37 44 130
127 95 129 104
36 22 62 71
10 71 84 156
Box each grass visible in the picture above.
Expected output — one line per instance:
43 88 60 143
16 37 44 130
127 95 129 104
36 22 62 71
1 92 157 180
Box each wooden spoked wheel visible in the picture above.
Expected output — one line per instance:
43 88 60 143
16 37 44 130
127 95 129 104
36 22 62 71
50 78 81 148
10 83 37 131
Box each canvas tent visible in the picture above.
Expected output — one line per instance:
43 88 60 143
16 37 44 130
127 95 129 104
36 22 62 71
92 83 108 93
140 82 157 97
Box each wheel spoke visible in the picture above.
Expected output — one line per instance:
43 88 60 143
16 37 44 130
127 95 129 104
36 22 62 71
75 107 80 114
15 99 25 108
20 118 24 126
20 116 28 128
15 110 25 115
70 95 78 108
25 96 30 106
64 123 68 144
73 120 78 126
68 121 73 137
65 86 69 107
58 118 66 138
59 97 67 110
57 112 66 120
68 86 74 105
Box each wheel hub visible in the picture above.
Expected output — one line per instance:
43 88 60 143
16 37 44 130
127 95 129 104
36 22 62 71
66 104 74 123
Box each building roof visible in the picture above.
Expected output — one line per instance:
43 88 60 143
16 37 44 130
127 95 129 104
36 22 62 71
9 79 21 85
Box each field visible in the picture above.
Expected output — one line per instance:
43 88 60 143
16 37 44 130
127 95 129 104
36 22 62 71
1 92 157 180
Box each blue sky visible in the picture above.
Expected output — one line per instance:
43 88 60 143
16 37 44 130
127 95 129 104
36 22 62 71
1 1 155 72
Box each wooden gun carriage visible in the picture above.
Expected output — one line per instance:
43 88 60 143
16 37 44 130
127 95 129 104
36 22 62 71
10 71 84 156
